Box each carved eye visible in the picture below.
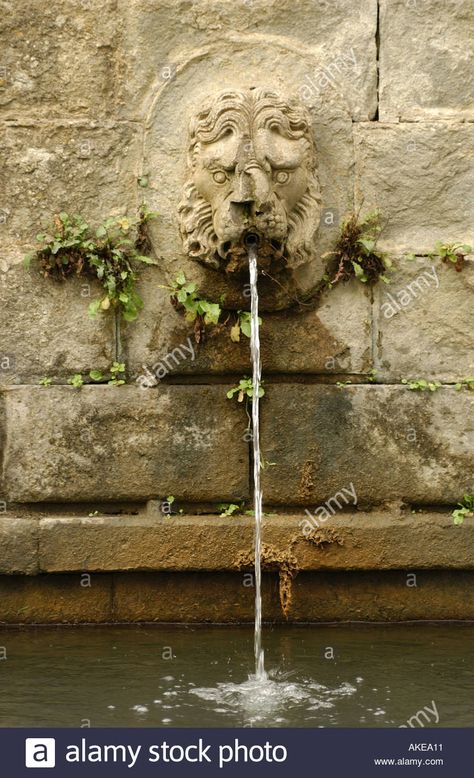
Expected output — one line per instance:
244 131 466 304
212 170 227 184
275 170 290 184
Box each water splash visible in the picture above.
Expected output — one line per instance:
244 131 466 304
191 669 357 727
247 239 265 680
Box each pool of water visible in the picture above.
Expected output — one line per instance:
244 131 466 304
0 623 472 728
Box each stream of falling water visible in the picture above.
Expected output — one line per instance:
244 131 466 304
248 241 266 681
189 241 359 722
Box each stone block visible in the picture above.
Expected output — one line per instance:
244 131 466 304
39 515 254 573
120 0 377 121
0 123 140 244
289 513 474 571
379 0 474 121
0 574 112 624
354 124 474 253
0 254 115 383
2 386 249 503
0 391 5 498
124 268 372 379
375 258 474 381
260 385 474 506
112 571 279 623
290 571 474 622
1 570 474 623
37 512 474 573
0 0 121 119
0 518 39 574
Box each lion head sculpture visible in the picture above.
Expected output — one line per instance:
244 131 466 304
178 88 321 277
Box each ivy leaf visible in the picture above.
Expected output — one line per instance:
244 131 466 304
88 299 101 319
352 261 367 282
203 303 220 325
358 238 375 252
123 307 138 322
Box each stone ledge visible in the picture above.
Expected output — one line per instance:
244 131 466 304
27 512 474 573
0 518 39 575
1 570 474 623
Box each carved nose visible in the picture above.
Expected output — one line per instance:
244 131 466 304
231 167 271 208
231 170 254 205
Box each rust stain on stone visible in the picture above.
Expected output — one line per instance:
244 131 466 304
236 543 298 619
304 528 344 548
298 459 315 501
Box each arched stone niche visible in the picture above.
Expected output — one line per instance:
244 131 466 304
144 37 354 311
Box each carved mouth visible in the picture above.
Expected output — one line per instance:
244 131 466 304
243 231 261 249
214 236 287 275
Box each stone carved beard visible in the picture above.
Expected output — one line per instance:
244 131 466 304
178 88 321 275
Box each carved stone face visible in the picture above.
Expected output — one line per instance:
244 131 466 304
178 88 321 275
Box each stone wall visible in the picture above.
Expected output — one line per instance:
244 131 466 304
0 0 473 622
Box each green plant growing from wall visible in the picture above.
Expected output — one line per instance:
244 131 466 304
454 376 474 391
167 272 221 343
89 362 126 386
323 210 392 287
39 376 52 387
24 206 158 322
226 377 265 402
230 311 262 342
218 503 243 517
227 377 265 445
165 273 262 344
401 378 441 392
59 362 128 388
452 494 474 525
429 241 472 272
68 373 84 389
108 362 126 386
